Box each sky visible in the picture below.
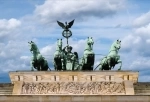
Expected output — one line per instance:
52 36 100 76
0 0 150 82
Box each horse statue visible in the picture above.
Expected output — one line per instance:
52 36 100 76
28 41 49 71
97 39 122 70
53 39 66 71
80 37 95 70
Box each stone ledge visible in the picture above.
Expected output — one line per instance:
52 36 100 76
0 95 149 102
9 71 139 83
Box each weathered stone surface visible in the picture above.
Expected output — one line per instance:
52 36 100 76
134 82 150 95
1 82 150 95
0 95 149 102
9 71 138 95
124 81 134 95
12 81 23 95
21 82 125 95
0 84 13 95
9 71 139 83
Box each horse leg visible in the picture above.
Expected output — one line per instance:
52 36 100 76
40 58 48 71
37 60 42 71
43 60 49 71
30 57 35 71
38 61 41 71
53 60 57 70
115 55 122 70
107 58 111 70
117 60 122 70
80 57 85 70
36 54 43 71
30 61 34 71
99 64 103 70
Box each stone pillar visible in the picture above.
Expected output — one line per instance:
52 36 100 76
124 81 134 95
12 81 23 95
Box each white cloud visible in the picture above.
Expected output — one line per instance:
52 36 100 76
0 18 21 30
146 39 150 43
120 10 150 81
40 44 56 62
134 23 150 38
0 18 30 73
129 57 150 71
133 11 150 27
41 45 55 55
34 0 126 24
0 18 21 39
121 34 134 50
121 16 150 55
20 56 30 61
0 39 30 72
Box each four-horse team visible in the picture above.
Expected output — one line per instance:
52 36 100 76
28 20 122 71
29 38 122 71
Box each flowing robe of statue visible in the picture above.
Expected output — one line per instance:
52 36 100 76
66 52 75 70
63 46 76 70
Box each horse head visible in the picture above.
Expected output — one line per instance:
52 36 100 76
85 37 94 51
28 41 39 53
110 39 121 52
56 39 62 51
114 39 121 50
87 37 94 45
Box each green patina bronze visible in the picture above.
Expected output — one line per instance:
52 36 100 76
73 52 80 70
57 20 74 45
80 37 95 70
62 45 76 70
62 45 80 70
28 41 49 71
56 19 80 71
53 39 65 71
97 40 122 70
53 39 80 71
53 37 95 71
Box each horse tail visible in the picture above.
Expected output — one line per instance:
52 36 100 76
48 67 51 71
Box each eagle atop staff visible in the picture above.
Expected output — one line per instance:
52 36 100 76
57 19 75 31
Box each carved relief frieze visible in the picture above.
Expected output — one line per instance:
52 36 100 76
21 82 125 95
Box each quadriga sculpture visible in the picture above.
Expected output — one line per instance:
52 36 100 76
28 41 49 71
53 39 65 71
98 39 122 70
80 37 95 70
